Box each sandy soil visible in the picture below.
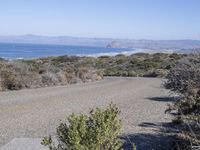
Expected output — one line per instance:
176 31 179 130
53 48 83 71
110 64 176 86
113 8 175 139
0 77 173 149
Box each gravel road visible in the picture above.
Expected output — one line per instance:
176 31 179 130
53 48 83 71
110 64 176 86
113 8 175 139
0 77 172 149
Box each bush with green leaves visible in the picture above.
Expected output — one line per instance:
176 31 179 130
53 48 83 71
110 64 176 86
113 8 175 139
41 103 124 150
165 54 200 149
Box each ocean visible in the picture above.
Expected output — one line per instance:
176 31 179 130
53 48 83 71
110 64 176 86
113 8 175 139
0 43 137 59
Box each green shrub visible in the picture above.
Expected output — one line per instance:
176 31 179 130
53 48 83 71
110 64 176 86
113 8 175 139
41 103 123 150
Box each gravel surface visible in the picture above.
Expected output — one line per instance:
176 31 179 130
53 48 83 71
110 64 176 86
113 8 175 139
0 77 172 149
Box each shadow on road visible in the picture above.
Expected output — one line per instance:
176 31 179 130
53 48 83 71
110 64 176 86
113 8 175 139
121 122 179 150
147 96 175 102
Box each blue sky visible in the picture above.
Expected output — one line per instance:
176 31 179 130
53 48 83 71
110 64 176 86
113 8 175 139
0 0 200 39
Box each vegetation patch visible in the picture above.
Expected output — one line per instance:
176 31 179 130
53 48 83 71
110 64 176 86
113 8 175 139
0 53 184 91
41 103 128 150
165 54 200 149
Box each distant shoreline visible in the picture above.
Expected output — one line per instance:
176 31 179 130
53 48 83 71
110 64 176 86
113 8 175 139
0 42 135 60
0 42 179 60
0 50 178 61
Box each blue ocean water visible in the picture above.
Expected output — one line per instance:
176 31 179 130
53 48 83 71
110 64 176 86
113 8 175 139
0 43 136 59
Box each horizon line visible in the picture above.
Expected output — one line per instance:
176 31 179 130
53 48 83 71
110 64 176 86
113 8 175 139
0 34 199 41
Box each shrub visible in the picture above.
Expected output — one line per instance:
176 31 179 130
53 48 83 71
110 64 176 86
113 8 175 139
0 53 183 91
0 70 23 90
41 103 124 150
165 55 200 93
165 54 200 149
143 69 168 77
0 57 104 90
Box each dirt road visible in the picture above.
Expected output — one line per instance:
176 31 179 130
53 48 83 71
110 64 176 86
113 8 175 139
0 77 172 149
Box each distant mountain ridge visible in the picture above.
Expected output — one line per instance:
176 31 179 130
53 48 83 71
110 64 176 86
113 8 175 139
0 35 113 47
0 35 200 51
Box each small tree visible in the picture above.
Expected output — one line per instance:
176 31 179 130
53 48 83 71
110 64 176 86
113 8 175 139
41 103 123 150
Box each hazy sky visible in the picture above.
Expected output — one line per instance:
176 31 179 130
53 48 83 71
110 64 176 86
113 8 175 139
0 0 200 39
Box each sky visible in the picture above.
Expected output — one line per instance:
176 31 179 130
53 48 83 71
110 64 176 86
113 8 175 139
0 0 200 40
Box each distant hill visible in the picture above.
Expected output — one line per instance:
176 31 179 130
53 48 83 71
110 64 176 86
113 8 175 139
0 35 113 47
106 39 200 50
0 35 200 51
106 40 122 48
